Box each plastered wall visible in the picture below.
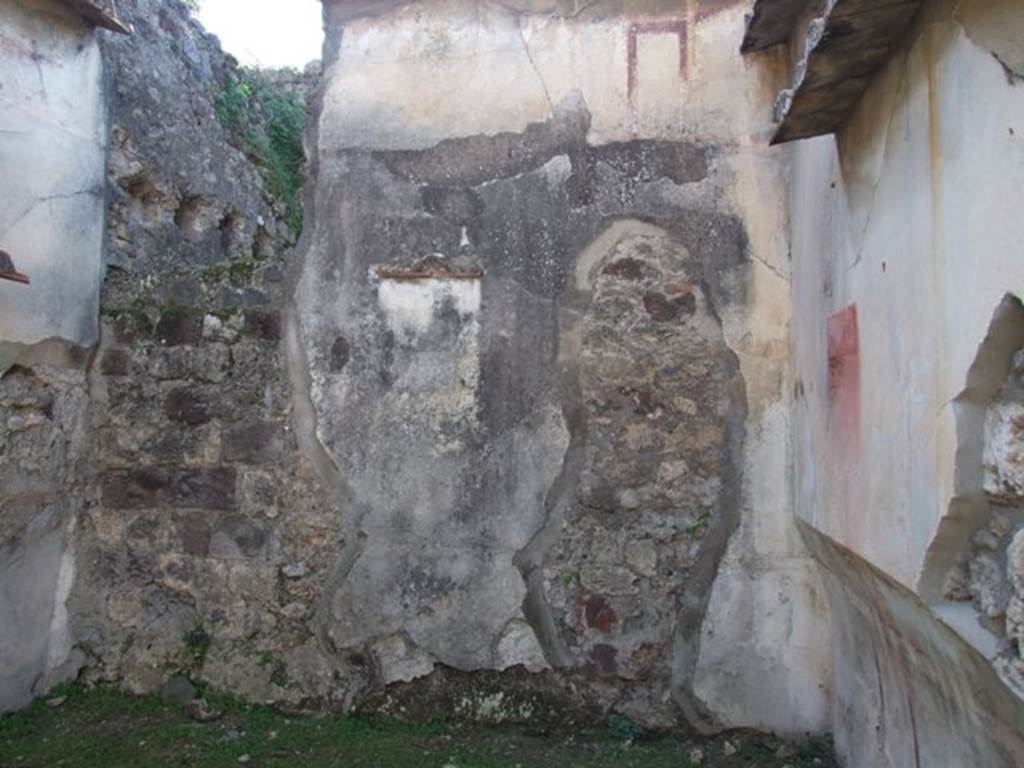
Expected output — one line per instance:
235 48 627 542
0 0 107 356
0 0 107 712
295 0 830 733
790 0 1024 763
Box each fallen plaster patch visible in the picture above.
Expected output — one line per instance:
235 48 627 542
377 277 482 344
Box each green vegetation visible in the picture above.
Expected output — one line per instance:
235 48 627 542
0 685 836 768
227 258 259 287
184 624 212 668
214 72 307 238
104 296 153 324
256 650 276 669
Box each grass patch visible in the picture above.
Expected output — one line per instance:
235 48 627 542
0 685 836 768
214 72 307 239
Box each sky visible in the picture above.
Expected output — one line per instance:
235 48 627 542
197 0 324 69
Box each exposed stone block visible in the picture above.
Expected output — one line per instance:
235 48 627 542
101 468 171 509
209 514 271 559
642 291 696 322
165 387 210 426
602 258 647 281
179 513 212 556
984 389 1024 504
1009 530 1024 595
192 344 231 384
239 469 279 518
580 593 617 633
155 311 203 347
112 314 153 345
222 421 285 464
100 349 131 377
329 336 351 372
170 467 237 511
369 634 436 685
166 276 203 307
579 564 640 598
242 310 281 342
589 644 618 676
494 620 548 672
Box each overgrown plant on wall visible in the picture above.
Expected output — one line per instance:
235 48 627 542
215 71 307 237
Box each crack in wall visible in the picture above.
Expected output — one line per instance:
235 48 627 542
846 62 909 274
0 187 104 240
514 17 556 117
957 2 1024 84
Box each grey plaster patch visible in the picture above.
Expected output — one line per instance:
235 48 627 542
293 85 749 727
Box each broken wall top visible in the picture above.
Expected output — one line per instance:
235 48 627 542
742 0 925 144
59 0 130 33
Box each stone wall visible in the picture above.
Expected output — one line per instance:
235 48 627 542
59 0 353 709
788 0 1024 764
5 0 1024 758
54 0 831 735
1 0 833 738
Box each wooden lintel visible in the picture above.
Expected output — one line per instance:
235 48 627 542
377 268 483 281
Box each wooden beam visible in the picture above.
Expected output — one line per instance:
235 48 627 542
763 0 925 144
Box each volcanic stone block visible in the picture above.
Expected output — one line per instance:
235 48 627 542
242 309 282 341
165 387 210 425
222 421 285 464
101 468 172 509
170 467 237 510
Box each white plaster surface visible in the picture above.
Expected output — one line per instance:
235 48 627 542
0 0 108 350
320 0 790 151
791 0 1024 593
378 278 482 343
789 0 1024 763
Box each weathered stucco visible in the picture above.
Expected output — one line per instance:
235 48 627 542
292 0 828 733
0 0 108 712
789 0 1024 763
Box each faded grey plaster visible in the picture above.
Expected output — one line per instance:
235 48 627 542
296 17 752 720
0 364 91 711
0 0 108 713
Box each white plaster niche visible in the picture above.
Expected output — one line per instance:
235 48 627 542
375 263 482 345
